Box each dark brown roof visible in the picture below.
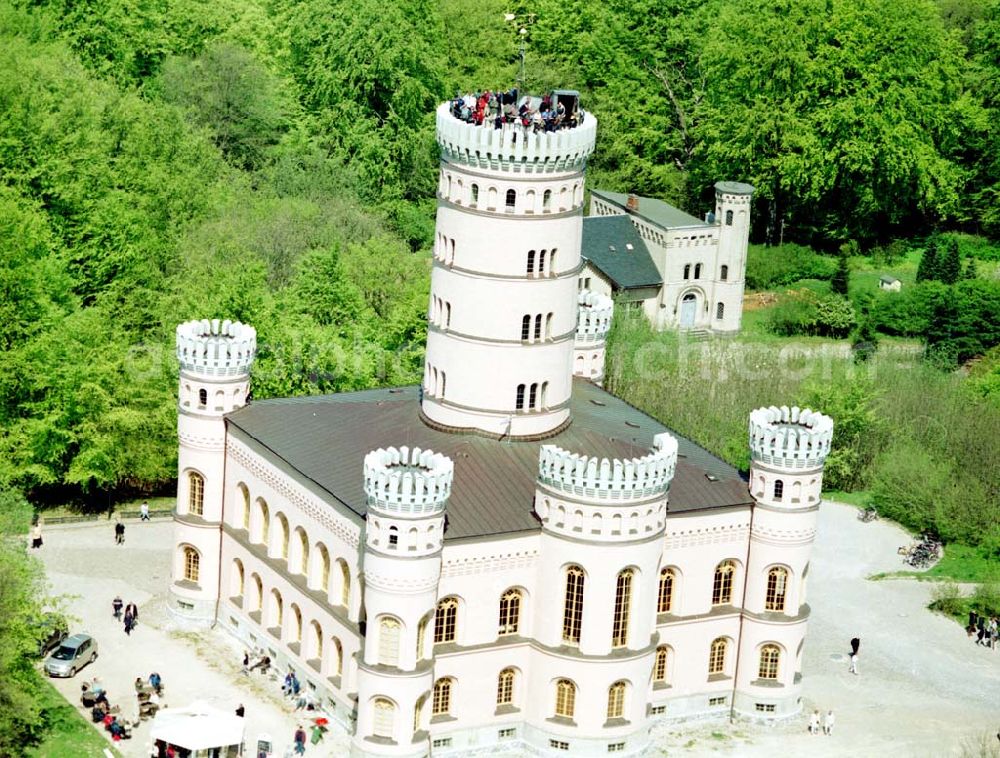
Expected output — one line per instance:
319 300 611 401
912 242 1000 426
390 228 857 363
227 379 752 541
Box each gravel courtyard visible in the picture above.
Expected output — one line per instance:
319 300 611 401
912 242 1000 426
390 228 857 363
37 501 999 758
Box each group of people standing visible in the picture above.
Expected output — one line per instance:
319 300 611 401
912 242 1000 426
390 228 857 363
112 595 140 635
968 611 999 649
450 89 581 133
808 708 835 735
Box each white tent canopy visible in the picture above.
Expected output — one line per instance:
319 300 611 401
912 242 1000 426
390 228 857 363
150 701 245 751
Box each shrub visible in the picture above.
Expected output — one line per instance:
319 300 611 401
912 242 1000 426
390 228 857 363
971 583 1000 618
929 581 967 618
746 243 838 290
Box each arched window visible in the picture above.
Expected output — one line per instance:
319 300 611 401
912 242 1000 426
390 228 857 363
198 388 207 407
712 560 735 605
774 479 784 501
521 315 531 340
694 263 702 279
317 544 330 592
309 621 323 661
274 514 289 560
432 678 453 716
611 569 634 648
231 558 244 597
434 597 458 644
708 637 728 675
238 484 250 529
545 313 553 339
538 250 546 274
416 616 428 660
525 188 536 213
388 525 399 547
543 189 552 212
470 183 479 206
413 695 425 732
534 314 542 340
657 568 675 614
527 250 535 274
498 589 522 636
183 546 200 583
765 567 789 612
683 264 691 280
716 302 725 320
654 646 670 683
549 248 557 273
290 603 302 643
332 637 343 676
559 186 568 211
378 617 401 666
372 698 395 738
562 566 585 644
555 679 576 718
725 209 734 225
487 186 498 210
270 589 284 630
497 669 516 706
339 561 351 608
607 681 626 719
250 573 263 612
720 264 729 281
515 384 526 410
214 390 225 411
528 382 538 409
758 644 780 680
296 529 309 575
188 472 204 516
505 189 516 212
540 381 549 408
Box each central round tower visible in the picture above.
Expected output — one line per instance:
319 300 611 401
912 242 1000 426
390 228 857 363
422 103 598 438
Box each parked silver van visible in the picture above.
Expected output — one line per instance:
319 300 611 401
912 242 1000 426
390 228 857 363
44 633 98 677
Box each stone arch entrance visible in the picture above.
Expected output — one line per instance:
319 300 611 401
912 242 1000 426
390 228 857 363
680 293 697 328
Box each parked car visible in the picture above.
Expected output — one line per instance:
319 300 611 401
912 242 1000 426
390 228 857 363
36 613 68 657
44 633 98 678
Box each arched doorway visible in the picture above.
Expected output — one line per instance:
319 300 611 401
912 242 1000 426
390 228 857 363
680 293 697 328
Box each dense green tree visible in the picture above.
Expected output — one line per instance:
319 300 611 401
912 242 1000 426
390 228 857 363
939 237 962 283
831 251 851 296
963 257 979 279
916 237 940 281
694 0 973 243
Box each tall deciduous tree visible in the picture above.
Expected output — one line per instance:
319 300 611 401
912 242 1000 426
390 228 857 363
694 0 973 244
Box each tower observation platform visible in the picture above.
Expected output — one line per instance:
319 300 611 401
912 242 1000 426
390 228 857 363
422 92 599 440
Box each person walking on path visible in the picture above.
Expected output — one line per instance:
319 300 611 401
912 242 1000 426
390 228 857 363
849 651 859 675
31 521 43 549
114 519 125 545
112 596 123 620
850 637 860 656
235 704 245 718
809 710 821 734
125 602 138 623
140 501 150 522
824 710 835 735
293 725 307 755
123 609 134 635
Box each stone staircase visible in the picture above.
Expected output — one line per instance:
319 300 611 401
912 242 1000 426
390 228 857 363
681 329 711 342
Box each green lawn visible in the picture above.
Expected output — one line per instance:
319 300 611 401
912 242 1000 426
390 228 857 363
27 679 117 758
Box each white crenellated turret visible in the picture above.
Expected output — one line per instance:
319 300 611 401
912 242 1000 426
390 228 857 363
573 289 614 384
170 318 257 626
176 318 256 377
363 446 454 516
355 447 454 758
737 404 834 719
538 432 678 501
749 405 834 470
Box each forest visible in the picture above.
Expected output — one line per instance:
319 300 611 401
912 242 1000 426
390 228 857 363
1 0 1000 747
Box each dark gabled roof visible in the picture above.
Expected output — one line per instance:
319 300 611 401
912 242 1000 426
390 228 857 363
581 216 662 290
591 189 709 230
879 275 900 284
226 379 753 542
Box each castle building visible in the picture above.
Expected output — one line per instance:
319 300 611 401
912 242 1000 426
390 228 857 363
581 185 754 335
168 98 832 758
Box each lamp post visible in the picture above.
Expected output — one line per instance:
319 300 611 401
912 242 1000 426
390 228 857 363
505 12 536 93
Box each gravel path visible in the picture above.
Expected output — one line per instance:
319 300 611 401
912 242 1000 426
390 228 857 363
35 503 1000 757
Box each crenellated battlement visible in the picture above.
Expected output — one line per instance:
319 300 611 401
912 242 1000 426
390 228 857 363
749 406 834 469
176 319 256 377
363 446 454 515
575 290 614 343
436 103 597 174
538 432 678 501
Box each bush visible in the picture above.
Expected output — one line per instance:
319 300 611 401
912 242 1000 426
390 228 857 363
971 583 1000 618
746 243 838 290
930 581 967 618
766 290 855 338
